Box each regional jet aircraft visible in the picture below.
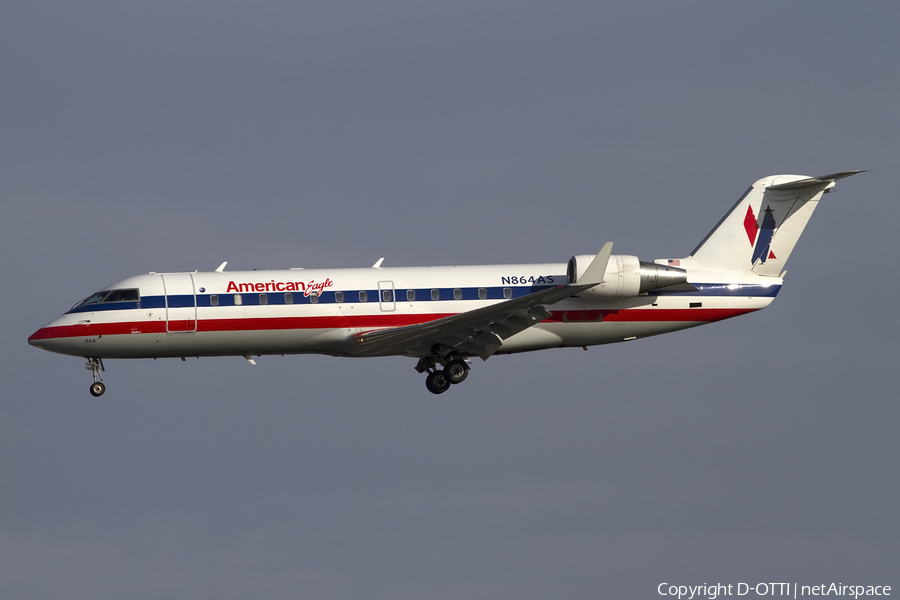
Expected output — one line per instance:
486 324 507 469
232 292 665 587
29 171 864 395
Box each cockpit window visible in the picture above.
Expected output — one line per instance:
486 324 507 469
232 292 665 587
74 288 140 308
105 289 140 302
75 292 109 307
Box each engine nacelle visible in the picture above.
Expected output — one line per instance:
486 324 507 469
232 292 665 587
566 254 688 299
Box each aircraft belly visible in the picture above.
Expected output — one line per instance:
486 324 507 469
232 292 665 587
498 327 563 353
545 320 705 346
543 295 769 347
81 328 336 358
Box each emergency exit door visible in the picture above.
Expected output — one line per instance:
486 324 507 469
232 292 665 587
378 280 396 312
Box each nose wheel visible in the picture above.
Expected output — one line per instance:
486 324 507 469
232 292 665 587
85 358 106 397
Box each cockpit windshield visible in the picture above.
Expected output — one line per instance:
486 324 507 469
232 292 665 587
73 288 140 309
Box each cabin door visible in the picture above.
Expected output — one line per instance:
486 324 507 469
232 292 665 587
161 274 197 333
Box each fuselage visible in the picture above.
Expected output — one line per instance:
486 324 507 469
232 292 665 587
28 260 781 360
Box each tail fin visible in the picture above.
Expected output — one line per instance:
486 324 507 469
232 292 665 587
688 171 866 275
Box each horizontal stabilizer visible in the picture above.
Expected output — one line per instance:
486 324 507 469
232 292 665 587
767 169 868 191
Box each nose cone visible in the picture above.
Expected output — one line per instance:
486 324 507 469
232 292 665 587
28 320 83 356
28 325 55 349
29 327 45 346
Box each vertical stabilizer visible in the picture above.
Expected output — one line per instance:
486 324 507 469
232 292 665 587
689 171 865 275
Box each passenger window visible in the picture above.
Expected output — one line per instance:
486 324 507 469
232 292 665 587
310 291 319 303
431 289 440 301
504 287 512 299
453 288 462 300
259 293 268 305
382 290 392 302
407 289 415 301
285 292 293 304
210 295 219 306
478 288 487 300
234 294 242 306
359 291 368 302
335 291 344 303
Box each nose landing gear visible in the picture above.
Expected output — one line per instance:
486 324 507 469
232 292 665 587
417 356 471 395
85 358 106 397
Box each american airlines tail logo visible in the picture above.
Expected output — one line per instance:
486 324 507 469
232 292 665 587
743 205 777 264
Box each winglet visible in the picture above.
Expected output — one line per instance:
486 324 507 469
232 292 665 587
215 261 228 272
578 242 614 285
372 258 385 269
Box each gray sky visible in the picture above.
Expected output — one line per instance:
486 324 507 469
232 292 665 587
2 3 897 598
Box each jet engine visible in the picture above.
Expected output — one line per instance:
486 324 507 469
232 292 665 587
566 254 688 299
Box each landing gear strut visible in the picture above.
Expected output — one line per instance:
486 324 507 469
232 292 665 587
416 356 471 395
85 358 106 397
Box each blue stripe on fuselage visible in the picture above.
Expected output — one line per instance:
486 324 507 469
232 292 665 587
64 282 779 315
652 282 781 297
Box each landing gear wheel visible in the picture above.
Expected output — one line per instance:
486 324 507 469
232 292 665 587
425 370 451 395
85 358 105 397
445 359 469 384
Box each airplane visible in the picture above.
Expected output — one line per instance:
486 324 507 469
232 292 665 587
28 171 865 396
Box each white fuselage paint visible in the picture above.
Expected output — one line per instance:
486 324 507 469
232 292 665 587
29 259 780 360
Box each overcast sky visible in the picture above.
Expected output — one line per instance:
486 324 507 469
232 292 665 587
2 3 898 599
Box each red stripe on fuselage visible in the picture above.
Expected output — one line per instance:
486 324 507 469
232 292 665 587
544 307 755 323
29 321 167 341
29 308 754 341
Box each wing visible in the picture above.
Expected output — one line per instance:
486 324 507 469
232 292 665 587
349 283 594 359
349 243 614 360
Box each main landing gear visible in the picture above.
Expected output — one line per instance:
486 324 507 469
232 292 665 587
85 357 106 397
417 357 470 395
